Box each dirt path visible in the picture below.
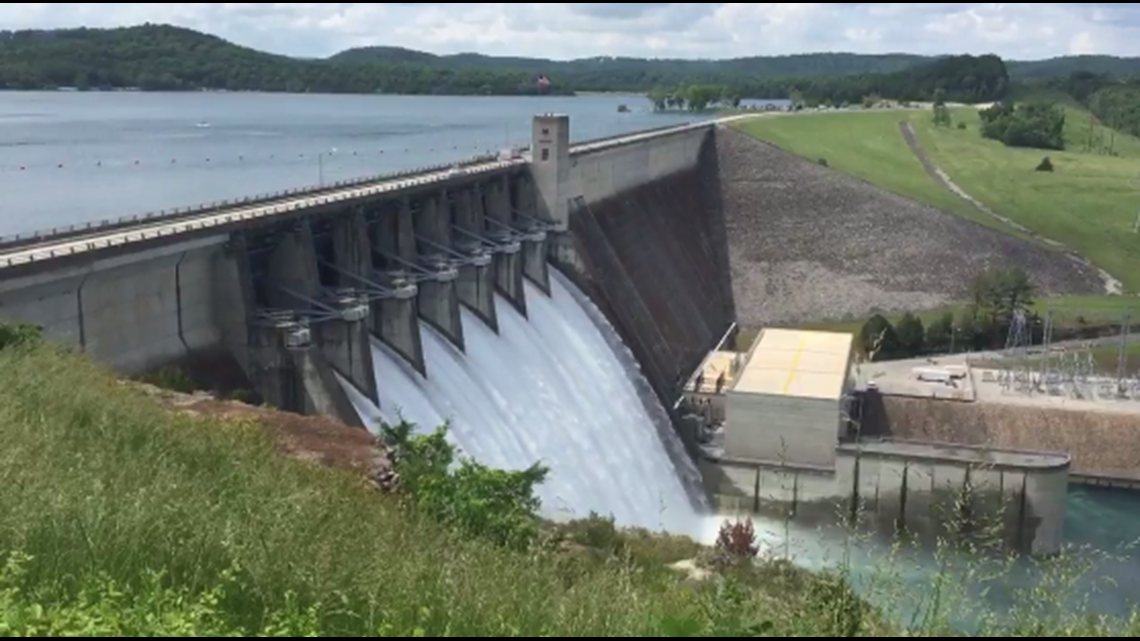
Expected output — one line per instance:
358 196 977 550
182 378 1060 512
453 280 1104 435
898 121 1123 295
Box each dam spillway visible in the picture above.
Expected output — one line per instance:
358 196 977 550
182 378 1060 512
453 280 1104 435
342 270 714 538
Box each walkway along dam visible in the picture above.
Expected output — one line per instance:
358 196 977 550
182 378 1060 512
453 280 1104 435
0 113 1076 554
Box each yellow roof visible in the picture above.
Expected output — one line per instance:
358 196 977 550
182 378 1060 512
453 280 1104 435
732 329 853 401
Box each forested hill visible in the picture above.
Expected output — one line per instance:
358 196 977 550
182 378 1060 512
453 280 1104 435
1009 56 1140 81
333 47 930 85
0 24 1131 98
0 25 564 95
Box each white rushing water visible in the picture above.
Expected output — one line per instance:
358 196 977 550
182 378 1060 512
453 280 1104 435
342 270 720 540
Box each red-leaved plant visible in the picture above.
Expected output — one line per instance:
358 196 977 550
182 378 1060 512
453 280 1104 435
715 518 759 567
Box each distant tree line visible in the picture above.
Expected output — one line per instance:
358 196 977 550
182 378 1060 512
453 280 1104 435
1050 71 1140 140
648 85 742 112
0 25 1013 105
979 101 1067 150
781 54 1010 106
860 267 1037 361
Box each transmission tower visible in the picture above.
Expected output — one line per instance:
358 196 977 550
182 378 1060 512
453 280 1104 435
1134 174 1140 233
1117 315 1133 398
1001 309 1034 394
1038 310 1064 395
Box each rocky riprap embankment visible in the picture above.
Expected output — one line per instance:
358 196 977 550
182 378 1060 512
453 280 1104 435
714 127 1105 326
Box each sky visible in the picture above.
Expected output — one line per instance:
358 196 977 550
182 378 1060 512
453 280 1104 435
1 3 1138 61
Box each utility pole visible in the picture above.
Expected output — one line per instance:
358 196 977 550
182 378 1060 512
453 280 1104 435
318 153 325 187
1133 173 1140 233
1117 314 1132 396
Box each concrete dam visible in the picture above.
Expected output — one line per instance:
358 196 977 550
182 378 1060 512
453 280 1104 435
0 113 1075 553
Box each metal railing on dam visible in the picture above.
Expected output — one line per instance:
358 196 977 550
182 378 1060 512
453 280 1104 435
0 118 731 272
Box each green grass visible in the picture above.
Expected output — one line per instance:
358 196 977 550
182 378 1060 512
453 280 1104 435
4 340 1140 636
736 110 1034 238
916 106 1140 291
737 106 1140 292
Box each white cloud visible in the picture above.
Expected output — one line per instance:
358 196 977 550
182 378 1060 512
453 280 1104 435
0 3 1137 59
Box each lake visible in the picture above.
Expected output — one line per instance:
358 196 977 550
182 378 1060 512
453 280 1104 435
0 91 697 236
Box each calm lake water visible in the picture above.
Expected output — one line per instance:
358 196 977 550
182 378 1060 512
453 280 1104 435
0 91 698 236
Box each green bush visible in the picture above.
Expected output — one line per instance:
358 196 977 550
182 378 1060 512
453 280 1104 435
980 101 1066 150
958 121 968 130
0 322 41 351
137 365 197 394
381 420 549 551
895 313 926 357
818 158 830 167
1037 156 1055 172
860 315 900 361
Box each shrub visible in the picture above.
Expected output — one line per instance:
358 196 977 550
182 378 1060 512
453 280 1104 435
860 315 900 361
713 519 759 569
0 322 41 350
818 158 830 168
806 572 867 637
138 365 197 394
925 313 956 353
980 101 1066 150
958 121 968 130
1036 156 1055 172
227 388 254 404
895 313 926 357
381 420 549 551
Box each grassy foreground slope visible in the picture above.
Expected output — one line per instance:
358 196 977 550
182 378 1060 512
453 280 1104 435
0 344 690 636
738 106 1140 293
4 338 1140 634
0 340 900 637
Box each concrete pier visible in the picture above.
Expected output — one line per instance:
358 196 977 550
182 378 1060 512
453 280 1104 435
247 321 363 428
522 234 551 294
293 343 365 429
454 188 499 330
369 204 427 375
331 210 373 286
418 274 464 351
414 193 465 350
263 223 321 311
246 222 376 421
374 275 426 376
315 293 377 406
494 244 526 316
483 175 528 314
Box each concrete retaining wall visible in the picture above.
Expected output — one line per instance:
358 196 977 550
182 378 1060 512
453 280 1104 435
701 440 1069 556
865 395 1140 480
0 237 227 375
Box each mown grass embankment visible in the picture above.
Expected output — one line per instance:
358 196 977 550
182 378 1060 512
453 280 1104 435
2 335 1140 636
738 104 1140 293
